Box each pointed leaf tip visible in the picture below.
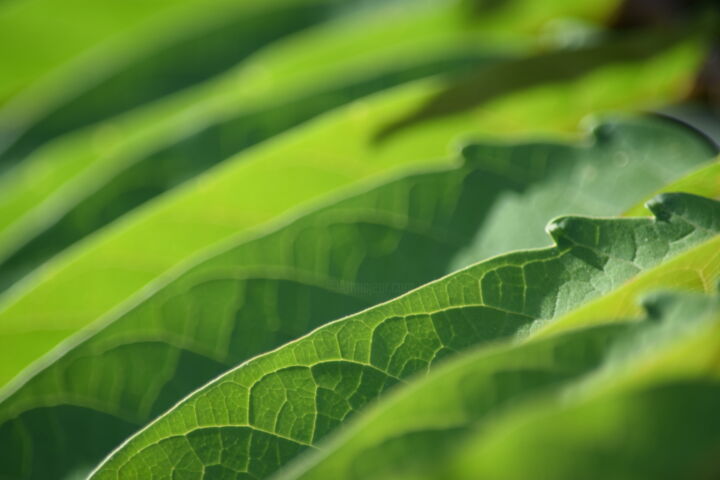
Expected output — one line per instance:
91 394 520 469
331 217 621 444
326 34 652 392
645 193 679 221
545 217 572 247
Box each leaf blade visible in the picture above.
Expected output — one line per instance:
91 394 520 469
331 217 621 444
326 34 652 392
87 193 720 479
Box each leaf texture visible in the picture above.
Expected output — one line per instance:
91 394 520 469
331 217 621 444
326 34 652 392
274 234 720 480
0 117 712 479
88 193 720 479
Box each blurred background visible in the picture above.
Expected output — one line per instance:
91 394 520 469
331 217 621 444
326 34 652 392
0 0 717 294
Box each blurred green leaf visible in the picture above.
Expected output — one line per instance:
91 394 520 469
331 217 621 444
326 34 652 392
623 158 720 217
0 0 636 291
0 0 622 155
0 0 507 293
0 32 705 392
441 292 720 480
0 0 364 162
1 2 718 479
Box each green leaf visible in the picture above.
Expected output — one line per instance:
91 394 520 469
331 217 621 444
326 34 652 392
2 2 718 479
1 117 711 480
0 0 356 163
529 159 720 336
271 232 720 480
622 158 720 217
273 323 643 480
450 117 716 266
0 1 682 293
86 193 720 479
533 234 720 337
439 292 720 480
0 136 482 480
0 0 505 292
0 0 224 104
279 291 720 480
0 0 623 164
0 32 705 389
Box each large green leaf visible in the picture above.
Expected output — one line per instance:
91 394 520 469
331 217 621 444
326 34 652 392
0 0 507 292
271 233 720 480
0 0 672 292
0 0 619 162
0 0 367 164
1 2 717 479
268 145 720 480
0 118 712 479
86 193 720 479
439 292 720 480
273 323 647 480
281 331 667 479
0 31 705 389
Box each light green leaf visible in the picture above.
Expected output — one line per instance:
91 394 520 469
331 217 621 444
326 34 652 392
87 193 720 479
623 158 720 217
0 118 712 479
0 0 622 162
0 0 505 292
0 0 358 162
441 292 720 480
0 32 705 389
0 0 656 292
0 0 229 104
0 137 482 480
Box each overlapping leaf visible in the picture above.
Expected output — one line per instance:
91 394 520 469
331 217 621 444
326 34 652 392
0 117 713 479
1 7 700 294
0 29 706 391
0 138 480 480
273 231 720 480
0 0 371 163
623 159 720 217
87 193 720 479
273 324 644 480
534 234 720 337
450 118 716 265
1 2 718 478
440 292 720 480
0 0 505 292
0 0 621 156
